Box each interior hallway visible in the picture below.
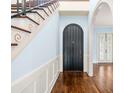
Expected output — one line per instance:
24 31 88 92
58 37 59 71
11 0 113 93
51 64 113 93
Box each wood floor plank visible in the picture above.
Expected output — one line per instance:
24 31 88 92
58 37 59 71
51 72 100 93
92 63 113 93
51 63 113 93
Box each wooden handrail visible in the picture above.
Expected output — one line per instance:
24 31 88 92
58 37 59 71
11 25 31 33
11 43 18 46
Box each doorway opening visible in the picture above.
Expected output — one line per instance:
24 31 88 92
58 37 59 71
93 3 113 64
91 2 113 93
63 24 83 72
96 32 113 63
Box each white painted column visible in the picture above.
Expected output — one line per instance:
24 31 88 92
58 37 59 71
88 25 94 76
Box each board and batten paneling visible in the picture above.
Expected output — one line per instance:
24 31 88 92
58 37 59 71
12 56 60 93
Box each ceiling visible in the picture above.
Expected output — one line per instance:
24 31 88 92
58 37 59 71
59 1 89 16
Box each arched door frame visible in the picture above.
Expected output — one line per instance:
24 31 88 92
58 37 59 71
63 23 84 71
88 0 113 76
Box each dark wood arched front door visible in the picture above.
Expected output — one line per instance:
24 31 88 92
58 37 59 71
63 24 83 71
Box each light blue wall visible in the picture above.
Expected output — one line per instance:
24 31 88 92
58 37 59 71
93 26 113 63
12 11 59 81
59 16 88 72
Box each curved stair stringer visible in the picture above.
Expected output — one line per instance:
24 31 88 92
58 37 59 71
11 8 59 60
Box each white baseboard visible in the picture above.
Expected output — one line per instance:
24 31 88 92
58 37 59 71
96 60 113 63
47 72 59 93
12 56 60 93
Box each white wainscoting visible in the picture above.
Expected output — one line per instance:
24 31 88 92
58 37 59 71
12 56 60 93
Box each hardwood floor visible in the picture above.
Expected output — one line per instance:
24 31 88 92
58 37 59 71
51 72 99 93
51 64 113 93
92 63 113 93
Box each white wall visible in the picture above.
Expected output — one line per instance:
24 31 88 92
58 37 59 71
12 11 60 81
59 16 88 72
93 26 113 63
12 56 60 93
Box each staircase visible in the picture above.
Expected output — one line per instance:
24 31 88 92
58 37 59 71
11 0 59 59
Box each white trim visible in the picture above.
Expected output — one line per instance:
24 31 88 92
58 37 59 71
96 32 113 34
96 61 113 63
12 56 60 93
88 0 113 76
59 55 63 72
47 72 59 93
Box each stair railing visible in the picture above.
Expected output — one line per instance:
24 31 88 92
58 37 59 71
11 0 59 48
11 0 59 18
